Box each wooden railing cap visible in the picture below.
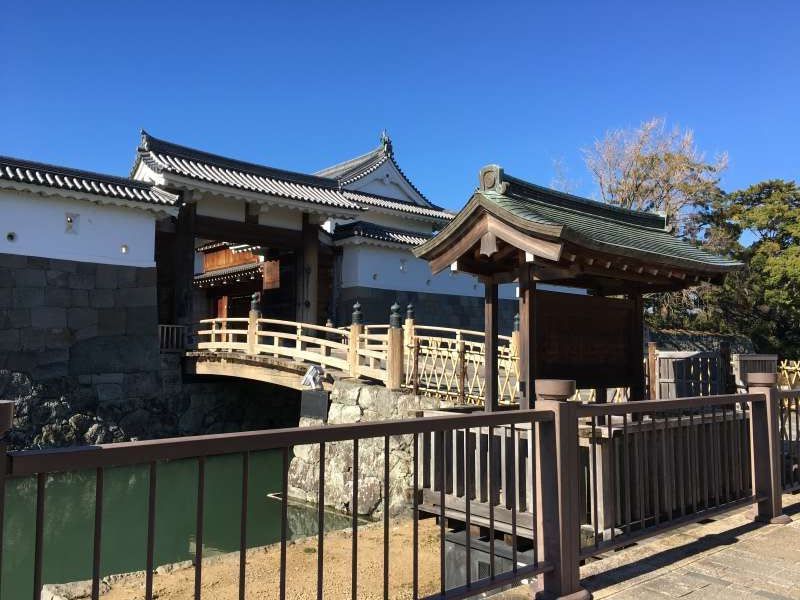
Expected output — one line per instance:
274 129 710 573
746 372 778 386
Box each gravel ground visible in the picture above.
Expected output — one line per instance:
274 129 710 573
99 518 444 599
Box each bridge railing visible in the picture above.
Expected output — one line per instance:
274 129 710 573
1 371 792 599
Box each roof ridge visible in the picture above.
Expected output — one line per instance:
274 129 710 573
314 144 386 178
0 154 157 190
139 131 340 190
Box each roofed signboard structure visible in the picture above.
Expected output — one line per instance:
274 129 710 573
414 165 742 410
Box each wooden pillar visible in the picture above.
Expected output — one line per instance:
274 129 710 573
535 379 589 599
173 194 196 326
387 303 404 390
299 213 319 324
517 263 537 409
629 292 645 401
484 280 499 412
647 342 658 399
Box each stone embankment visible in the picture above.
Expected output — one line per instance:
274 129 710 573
288 378 451 518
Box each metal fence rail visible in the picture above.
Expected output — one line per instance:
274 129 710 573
577 394 759 557
1 406 553 600
778 389 800 491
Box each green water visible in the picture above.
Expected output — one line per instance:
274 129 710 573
1 451 342 599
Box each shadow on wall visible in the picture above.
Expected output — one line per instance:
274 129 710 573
336 287 518 333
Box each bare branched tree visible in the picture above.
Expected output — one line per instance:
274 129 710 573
549 157 579 194
582 117 728 233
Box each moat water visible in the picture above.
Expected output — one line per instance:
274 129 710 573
1 450 348 599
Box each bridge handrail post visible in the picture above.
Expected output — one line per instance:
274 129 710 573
747 372 791 524
457 340 467 403
247 293 261 355
534 379 589 600
403 303 415 350
387 302 404 389
348 302 362 378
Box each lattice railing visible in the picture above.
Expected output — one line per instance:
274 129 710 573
779 360 800 389
405 330 519 405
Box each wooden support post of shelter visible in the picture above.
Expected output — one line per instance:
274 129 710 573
413 164 742 409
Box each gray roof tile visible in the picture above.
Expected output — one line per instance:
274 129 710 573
0 155 177 206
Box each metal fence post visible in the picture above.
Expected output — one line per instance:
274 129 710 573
387 302 405 390
535 379 590 600
0 400 13 590
349 302 363 378
747 372 791 524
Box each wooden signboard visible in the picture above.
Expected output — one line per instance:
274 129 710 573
262 260 280 290
533 290 636 388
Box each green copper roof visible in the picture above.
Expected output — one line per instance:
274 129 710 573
481 188 741 270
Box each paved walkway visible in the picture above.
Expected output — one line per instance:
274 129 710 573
580 493 800 599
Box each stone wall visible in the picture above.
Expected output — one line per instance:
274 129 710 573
0 252 300 449
336 286 517 333
288 378 451 519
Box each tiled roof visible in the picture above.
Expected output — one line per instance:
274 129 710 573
194 262 263 285
0 155 177 207
417 165 741 273
333 221 431 247
315 134 435 207
342 189 453 221
482 177 740 269
136 132 363 213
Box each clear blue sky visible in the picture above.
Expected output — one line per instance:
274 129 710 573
1 1 797 211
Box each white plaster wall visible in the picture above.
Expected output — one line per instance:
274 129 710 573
195 194 245 221
258 206 302 230
340 244 517 299
0 189 156 267
344 161 425 205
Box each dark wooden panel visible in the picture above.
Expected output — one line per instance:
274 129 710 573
263 260 280 290
533 290 635 388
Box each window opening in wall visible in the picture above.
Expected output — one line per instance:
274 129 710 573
65 213 79 234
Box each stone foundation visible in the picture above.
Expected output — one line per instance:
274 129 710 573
0 252 300 449
288 378 451 519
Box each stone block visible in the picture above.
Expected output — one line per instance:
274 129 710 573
123 372 160 397
27 256 50 269
98 309 126 335
76 261 97 275
20 328 45 351
0 288 12 309
47 258 77 273
116 268 137 288
95 264 118 289
0 328 20 351
74 325 99 341
125 306 157 333
136 268 157 287
45 270 70 287
69 334 159 374
68 273 95 290
13 287 44 308
96 383 123 404
70 289 89 307
92 373 125 384
4 351 38 373
14 269 46 287
117 286 156 307
0 253 28 268
44 287 72 308
67 307 98 329
119 409 151 437
31 306 67 328
90 289 114 308
0 268 11 287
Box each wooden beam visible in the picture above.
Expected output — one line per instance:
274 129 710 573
194 215 303 249
484 281 499 412
517 263 536 409
629 292 645 401
173 195 196 325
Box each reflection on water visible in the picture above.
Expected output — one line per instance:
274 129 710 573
1 450 343 599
